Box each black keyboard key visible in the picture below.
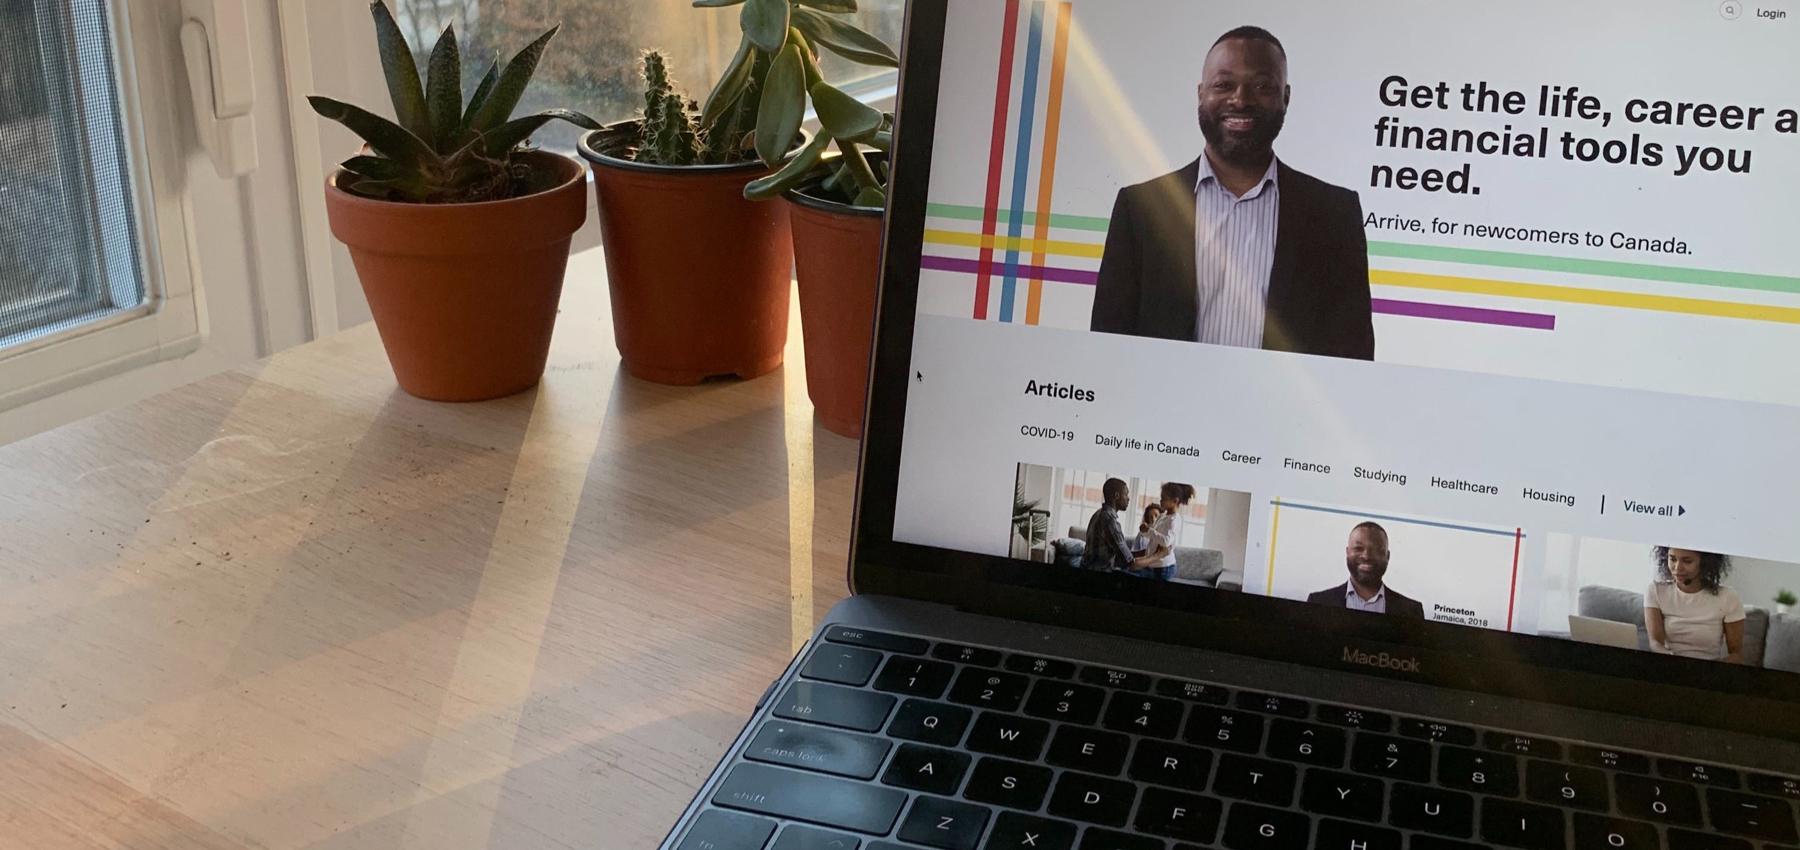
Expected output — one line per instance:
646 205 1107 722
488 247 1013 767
1667 828 1754 850
949 669 1030 712
1615 774 1703 825
773 683 896 732
1750 773 1800 800
1439 746 1519 797
888 699 972 747
824 625 929 655
1317 705 1394 732
1135 787 1222 844
1024 680 1107 726
899 797 992 850
966 712 1052 761
1399 718 1477 745
1005 654 1076 679
1223 802 1311 850
1569 745 1651 775
1130 740 1214 791
745 721 892 780
874 656 957 698
1103 693 1185 739
1318 818 1402 850
1572 815 1657 850
713 763 907 835
933 643 1002 667
985 812 1078 850
1351 733 1432 783
1661 759 1738 787
1267 719 1347 767
1391 784 1475 838
1413 838 1487 850
1707 789 1799 843
774 824 865 850
1080 666 1152 691
1185 708 1265 753
964 757 1053 811
1078 828 1163 850
677 809 778 850
1047 726 1131 776
1301 769 1385 821
1481 800 1567 850
801 644 884 686
1158 678 1231 705
882 743 971 795
1238 692 1309 718
1214 754 1298 806
1526 760 1609 811
1047 773 1137 827
1487 733 1563 761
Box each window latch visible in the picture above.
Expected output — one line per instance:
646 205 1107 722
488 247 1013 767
180 0 258 178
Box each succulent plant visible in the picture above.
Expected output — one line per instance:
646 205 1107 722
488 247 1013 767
308 1 601 204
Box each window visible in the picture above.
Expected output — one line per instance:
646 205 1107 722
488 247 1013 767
0 0 146 350
389 0 906 153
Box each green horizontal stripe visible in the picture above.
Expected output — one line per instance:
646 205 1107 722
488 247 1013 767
925 202 1111 232
923 202 1799 296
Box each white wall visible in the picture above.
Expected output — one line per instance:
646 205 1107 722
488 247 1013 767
1203 488 1252 583
1545 535 1800 615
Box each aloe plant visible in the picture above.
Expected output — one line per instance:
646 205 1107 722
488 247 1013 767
308 1 600 204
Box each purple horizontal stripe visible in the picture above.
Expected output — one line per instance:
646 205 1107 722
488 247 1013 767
921 254 1098 285
1372 298 1556 330
920 254 1556 331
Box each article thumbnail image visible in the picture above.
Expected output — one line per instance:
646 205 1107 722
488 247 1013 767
1264 500 1524 630
1013 463 1252 589
1537 535 1800 670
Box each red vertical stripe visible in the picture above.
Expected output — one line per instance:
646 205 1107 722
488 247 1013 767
1506 529 1522 630
974 0 1022 320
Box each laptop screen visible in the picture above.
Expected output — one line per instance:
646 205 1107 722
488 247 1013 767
885 0 1800 676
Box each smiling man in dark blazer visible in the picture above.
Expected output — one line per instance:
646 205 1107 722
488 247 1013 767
1089 26 1374 360
1307 522 1425 618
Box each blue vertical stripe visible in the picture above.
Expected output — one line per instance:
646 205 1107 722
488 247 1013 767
999 1 1045 323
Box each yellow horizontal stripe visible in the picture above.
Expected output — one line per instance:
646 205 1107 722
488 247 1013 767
923 229 1106 260
1372 269 1800 325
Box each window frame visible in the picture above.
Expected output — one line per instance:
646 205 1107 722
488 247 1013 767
0 0 204 411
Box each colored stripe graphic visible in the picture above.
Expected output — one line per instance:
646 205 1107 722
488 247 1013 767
926 203 1111 232
1027 2 1073 326
925 229 1105 259
1000 1 1048 323
1268 500 1524 538
974 0 1023 321
922 255 1096 285
1265 498 1282 596
1506 529 1522 630
1371 270 1800 325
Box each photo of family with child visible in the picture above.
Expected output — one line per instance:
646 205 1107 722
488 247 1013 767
1012 464 1253 590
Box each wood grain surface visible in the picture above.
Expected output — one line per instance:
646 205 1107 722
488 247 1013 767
0 249 862 849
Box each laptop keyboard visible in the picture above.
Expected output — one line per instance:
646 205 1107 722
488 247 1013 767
674 626 1800 850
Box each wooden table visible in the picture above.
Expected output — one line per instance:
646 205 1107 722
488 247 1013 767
0 248 862 849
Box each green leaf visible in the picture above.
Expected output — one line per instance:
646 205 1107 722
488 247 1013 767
868 130 892 151
755 41 805 167
460 58 501 137
464 25 559 134
369 1 430 139
308 95 437 166
700 36 756 130
795 0 858 11
692 0 746 5
741 0 789 53
789 7 898 67
425 25 462 151
459 109 602 158
340 154 404 181
852 186 886 207
745 131 831 201
821 161 847 194
810 81 881 142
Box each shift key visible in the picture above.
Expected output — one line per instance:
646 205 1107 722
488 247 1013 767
713 763 908 834
772 682 897 732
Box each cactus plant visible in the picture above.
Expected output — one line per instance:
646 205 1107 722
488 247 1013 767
627 50 768 166
308 1 601 204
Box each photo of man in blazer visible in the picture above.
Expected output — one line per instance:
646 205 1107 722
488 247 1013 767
1089 26 1375 360
1308 522 1425 618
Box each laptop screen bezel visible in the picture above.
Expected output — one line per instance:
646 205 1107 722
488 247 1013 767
848 0 1800 741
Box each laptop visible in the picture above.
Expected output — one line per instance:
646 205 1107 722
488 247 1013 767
1566 617 1641 652
661 0 1800 848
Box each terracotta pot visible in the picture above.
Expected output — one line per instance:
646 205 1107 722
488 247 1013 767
578 124 795 385
323 150 587 402
785 188 883 439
